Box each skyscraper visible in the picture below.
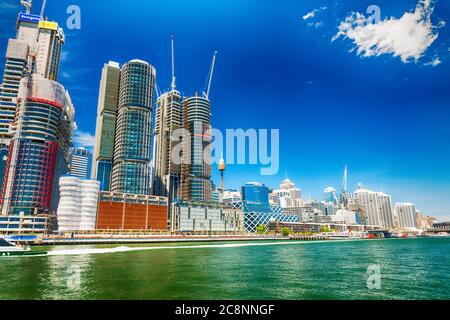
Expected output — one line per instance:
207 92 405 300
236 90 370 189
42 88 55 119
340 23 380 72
377 192 394 228
35 20 64 81
68 147 92 179
180 94 212 202
0 4 64 186
353 185 394 228
0 12 40 148
153 89 183 198
0 11 64 147
153 36 183 200
111 59 156 195
91 61 120 190
1 75 75 216
395 203 418 228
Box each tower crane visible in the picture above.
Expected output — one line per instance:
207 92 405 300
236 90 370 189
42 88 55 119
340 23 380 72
20 0 32 14
203 51 218 99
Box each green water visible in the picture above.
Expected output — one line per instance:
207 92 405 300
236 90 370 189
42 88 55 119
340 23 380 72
0 238 449 300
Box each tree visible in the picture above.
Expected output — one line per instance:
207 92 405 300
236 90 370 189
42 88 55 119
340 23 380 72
320 226 334 233
281 227 291 237
256 224 267 234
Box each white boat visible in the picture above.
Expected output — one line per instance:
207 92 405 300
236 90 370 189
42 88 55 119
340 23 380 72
0 236 46 257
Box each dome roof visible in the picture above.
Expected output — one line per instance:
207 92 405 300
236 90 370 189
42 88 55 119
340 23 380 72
280 178 295 189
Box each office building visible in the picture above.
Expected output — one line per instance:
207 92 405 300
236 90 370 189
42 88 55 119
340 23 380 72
35 20 64 81
324 187 339 205
68 147 91 179
92 61 121 191
180 94 212 202
153 88 182 199
57 176 100 231
170 201 244 233
96 192 168 230
1 75 74 216
241 182 272 213
395 203 418 228
273 177 303 208
111 59 156 195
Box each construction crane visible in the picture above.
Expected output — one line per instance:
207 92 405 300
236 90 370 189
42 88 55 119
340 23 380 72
20 0 32 14
170 34 176 91
40 0 47 19
203 50 218 99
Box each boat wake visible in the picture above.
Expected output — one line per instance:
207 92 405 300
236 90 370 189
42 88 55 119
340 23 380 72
45 240 325 257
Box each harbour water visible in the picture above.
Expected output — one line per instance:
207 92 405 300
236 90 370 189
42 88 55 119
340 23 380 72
0 238 449 300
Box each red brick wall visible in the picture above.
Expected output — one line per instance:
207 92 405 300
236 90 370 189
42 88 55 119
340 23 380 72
96 201 168 230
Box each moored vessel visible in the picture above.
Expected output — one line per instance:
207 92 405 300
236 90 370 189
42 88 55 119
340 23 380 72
0 237 46 257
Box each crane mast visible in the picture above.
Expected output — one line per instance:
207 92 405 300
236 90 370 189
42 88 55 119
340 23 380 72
205 51 218 99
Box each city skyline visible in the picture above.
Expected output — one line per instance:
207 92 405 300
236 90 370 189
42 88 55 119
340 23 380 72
0 0 448 219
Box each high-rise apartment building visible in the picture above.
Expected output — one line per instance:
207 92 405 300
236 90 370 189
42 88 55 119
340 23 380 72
111 60 156 195
353 186 394 228
68 147 92 179
1 75 75 216
180 94 212 202
92 61 120 191
395 203 418 228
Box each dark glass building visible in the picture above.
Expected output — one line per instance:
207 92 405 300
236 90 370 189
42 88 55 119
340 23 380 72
241 182 272 213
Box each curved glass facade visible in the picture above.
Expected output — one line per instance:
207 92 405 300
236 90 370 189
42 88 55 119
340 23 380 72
111 60 155 195
1 77 74 216
180 95 212 202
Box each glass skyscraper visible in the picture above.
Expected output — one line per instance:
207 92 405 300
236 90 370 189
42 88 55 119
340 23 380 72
180 94 212 202
92 61 121 191
241 182 272 213
111 60 156 195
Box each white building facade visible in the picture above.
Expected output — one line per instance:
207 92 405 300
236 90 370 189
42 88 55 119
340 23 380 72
273 178 303 208
57 176 100 232
354 187 394 228
395 203 418 228
171 202 244 233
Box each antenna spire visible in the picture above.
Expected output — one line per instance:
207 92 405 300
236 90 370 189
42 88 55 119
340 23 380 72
170 34 176 91
343 165 348 193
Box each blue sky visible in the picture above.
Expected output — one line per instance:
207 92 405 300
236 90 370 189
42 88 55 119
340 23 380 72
1 0 449 220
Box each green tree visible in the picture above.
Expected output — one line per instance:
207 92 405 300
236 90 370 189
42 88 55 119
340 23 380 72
256 224 267 234
320 226 333 233
281 227 291 237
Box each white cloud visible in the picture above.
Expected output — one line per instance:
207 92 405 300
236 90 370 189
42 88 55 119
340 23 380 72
61 51 69 62
332 0 443 64
73 131 96 148
308 21 324 29
0 1 17 10
424 56 441 66
303 6 326 21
